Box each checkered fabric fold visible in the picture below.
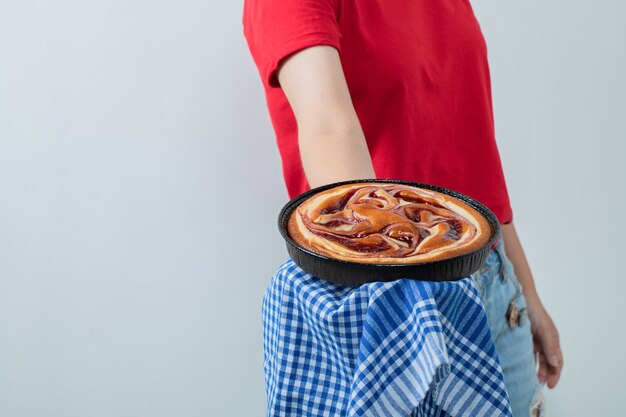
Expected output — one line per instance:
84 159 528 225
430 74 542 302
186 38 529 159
262 259 512 417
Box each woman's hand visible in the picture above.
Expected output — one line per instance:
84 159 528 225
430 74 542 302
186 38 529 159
526 296 563 388
501 222 563 389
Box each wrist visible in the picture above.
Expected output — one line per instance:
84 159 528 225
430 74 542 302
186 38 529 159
525 291 546 316
522 284 540 303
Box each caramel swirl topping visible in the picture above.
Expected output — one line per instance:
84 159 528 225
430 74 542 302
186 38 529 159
288 183 491 264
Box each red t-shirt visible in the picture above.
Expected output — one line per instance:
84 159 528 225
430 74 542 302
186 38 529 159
243 0 513 224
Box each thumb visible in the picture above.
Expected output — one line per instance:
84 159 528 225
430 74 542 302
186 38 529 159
548 352 560 367
541 329 562 368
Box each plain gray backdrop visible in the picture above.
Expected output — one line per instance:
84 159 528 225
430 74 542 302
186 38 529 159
1 1 624 416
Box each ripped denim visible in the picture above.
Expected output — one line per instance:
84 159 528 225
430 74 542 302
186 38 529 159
471 238 545 417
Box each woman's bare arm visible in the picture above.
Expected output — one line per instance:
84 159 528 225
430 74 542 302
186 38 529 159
276 45 376 188
501 222 563 388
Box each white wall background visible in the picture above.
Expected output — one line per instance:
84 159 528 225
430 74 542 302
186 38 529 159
0 1 624 416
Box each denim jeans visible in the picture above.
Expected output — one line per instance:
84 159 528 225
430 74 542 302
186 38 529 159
470 238 545 417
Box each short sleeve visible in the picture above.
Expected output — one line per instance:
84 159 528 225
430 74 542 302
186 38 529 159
243 0 341 88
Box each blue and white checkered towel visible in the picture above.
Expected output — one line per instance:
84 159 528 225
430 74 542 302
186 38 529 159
262 259 513 417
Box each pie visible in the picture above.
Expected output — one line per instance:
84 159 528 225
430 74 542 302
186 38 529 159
287 182 492 264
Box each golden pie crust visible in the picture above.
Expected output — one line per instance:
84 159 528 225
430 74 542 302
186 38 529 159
287 182 492 264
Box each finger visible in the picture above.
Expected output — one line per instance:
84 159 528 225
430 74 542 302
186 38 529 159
541 335 563 389
532 339 541 365
540 328 562 369
537 352 548 385
547 364 561 389
543 328 561 363
547 357 562 388
547 349 561 368
546 349 563 389
552 347 563 371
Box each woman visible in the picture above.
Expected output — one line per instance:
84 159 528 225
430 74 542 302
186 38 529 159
243 1 562 416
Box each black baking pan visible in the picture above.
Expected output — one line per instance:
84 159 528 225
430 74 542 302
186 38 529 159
278 179 500 286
